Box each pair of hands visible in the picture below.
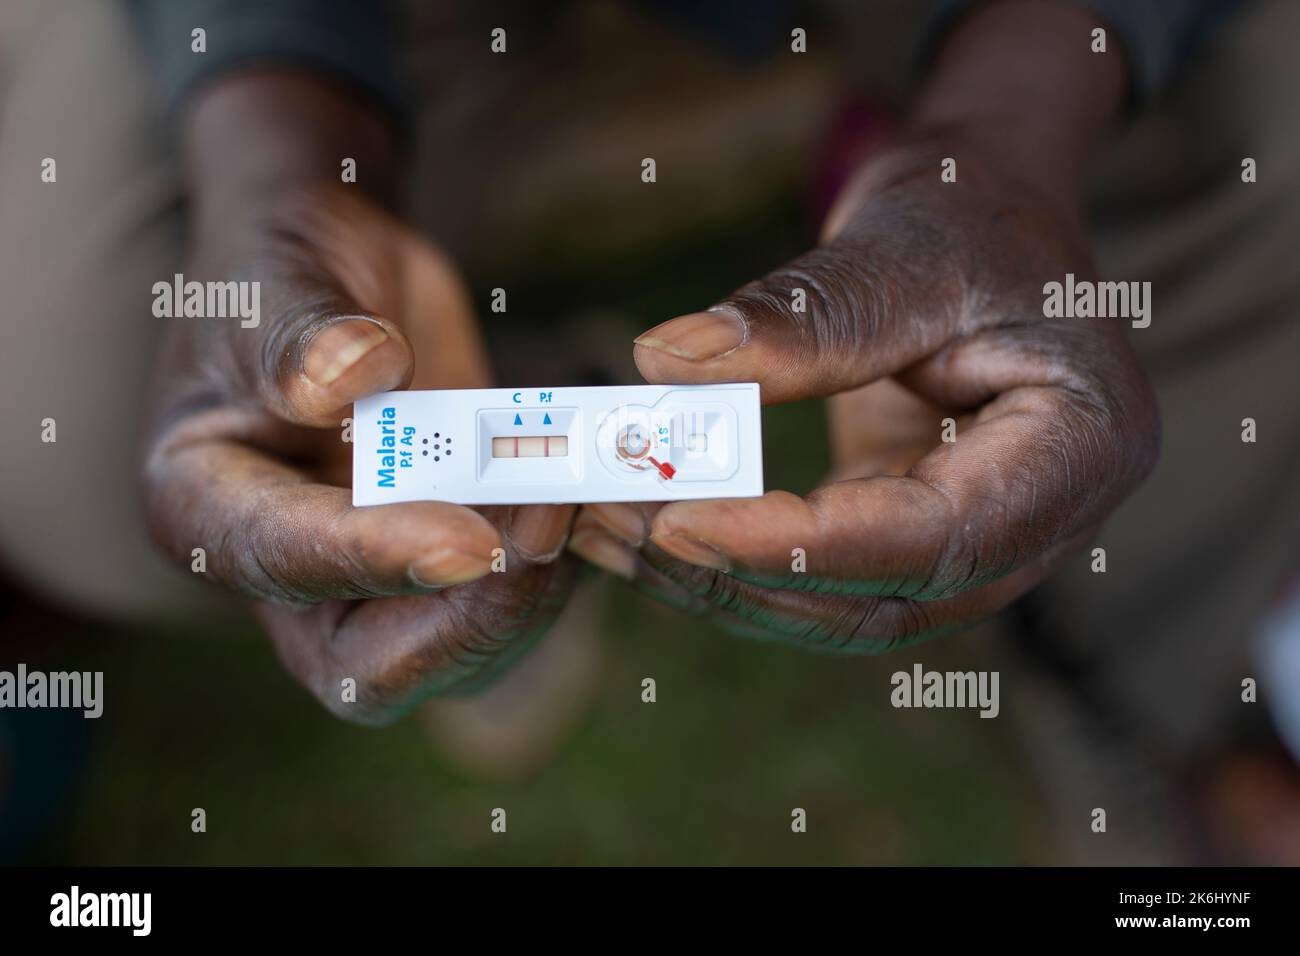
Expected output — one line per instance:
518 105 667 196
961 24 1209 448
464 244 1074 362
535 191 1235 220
142 6 1159 724
141 139 1157 725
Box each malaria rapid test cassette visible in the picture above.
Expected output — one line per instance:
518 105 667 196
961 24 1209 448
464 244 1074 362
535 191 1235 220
352 383 763 506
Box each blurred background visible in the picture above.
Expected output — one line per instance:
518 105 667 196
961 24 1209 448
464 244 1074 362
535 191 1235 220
1 0 1298 865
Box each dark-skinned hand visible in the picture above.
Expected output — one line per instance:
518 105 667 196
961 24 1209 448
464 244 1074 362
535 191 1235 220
572 2 1160 651
141 74 577 724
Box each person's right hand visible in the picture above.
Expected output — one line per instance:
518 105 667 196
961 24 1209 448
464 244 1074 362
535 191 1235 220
141 74 577 725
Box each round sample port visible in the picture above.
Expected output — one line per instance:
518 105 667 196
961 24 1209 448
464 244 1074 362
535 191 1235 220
617 425 650 461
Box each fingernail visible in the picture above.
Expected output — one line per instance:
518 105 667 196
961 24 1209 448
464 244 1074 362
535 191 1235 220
409 548 493 587
304 319 389 387
507 505 573 561
649 532 731 572
585 502 647 546
569 529 636 580
634 309 746 361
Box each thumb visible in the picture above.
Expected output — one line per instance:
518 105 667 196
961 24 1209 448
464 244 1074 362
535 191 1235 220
633 244 953 404
267 306 418 426
217 186 421 426
247 294 415 428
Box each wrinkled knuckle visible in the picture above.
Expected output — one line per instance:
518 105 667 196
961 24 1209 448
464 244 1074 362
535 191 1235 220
837 597 891 652
220 504 313 604
893 599 939 647
925 520 982 600
856 599 936 654
650 551 727 597
235 536 299 603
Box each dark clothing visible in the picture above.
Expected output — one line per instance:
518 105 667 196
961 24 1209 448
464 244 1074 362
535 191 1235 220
127 0 408 122
129 0 1238 119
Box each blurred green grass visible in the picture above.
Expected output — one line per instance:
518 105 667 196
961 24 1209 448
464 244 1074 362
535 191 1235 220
23 192 1049 865
33 571 1044 865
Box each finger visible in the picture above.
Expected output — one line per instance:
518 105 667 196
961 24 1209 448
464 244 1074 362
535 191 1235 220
501 504 578 563
566 502 659 577
632 228 962 404
641 535 1073 653
566 512 722 615
144 423 504 603
568 502 1043 651
223 189 420 426
259 529 581 725
581 501 660 547
568 514 639 581
574 505 1062 651
647 384 1143 600
569 504 713 612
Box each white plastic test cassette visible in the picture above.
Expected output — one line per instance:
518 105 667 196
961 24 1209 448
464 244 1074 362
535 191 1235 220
352 383 763 505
